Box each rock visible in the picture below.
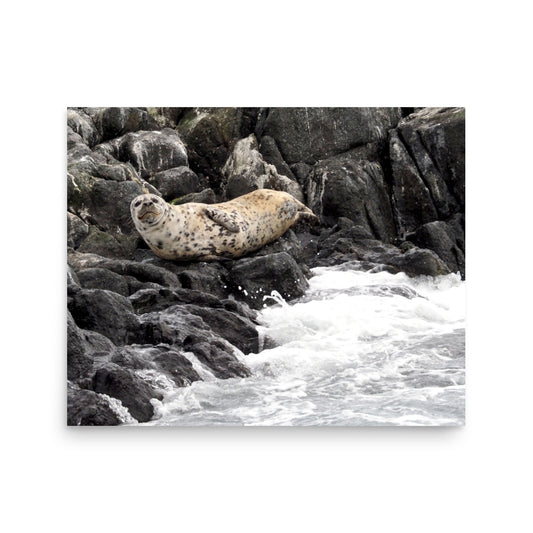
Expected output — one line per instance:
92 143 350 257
185 305 259 354
229 252 309 309
406 220 465 277
389 107 465 236
306 147 396 241
111 344 201 388
177 262 229 299
68 250 181 288
89 107 159 142
170 188 216 205
150 166 200 201
76 267 131 296
67 175 143 234
67 108 101 147
259 135 296 180
222 134 304 201
129 287 222 314
67 212 89 248
177 107 257 189
182 336 251 379
76 225 138 259
105 129 188 178
67 312 95 381
261 107 402 164
68 288 140 345
147 107 189 128
67 383 121 426
92 363 163 423
386 247 451 277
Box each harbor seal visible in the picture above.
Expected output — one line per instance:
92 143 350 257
130 188 318 261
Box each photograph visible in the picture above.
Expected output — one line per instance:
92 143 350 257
67 106 465 426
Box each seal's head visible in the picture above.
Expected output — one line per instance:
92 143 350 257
130 194 167 227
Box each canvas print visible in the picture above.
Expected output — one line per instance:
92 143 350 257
67 107 465 426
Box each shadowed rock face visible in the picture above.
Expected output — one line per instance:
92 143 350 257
67 107 465 425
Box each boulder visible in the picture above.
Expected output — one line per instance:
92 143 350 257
306 147 396 241
177 107 258 189
261 107 402 164
68 288 140 345
150 166 200 201
88 107 159 142
229 252 309 309
406 220 465 277
92 363 163 423
221 134 304 201
67 383 121 426
67 108 101 147
104 129 188 178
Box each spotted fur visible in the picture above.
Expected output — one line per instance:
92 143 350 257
130 189 317 261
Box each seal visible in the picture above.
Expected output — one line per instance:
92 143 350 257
130 189 318 261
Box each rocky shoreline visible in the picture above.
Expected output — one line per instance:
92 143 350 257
67 107 465 425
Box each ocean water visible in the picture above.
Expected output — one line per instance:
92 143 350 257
140 263 465 426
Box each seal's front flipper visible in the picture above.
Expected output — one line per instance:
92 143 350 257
205 207 241 233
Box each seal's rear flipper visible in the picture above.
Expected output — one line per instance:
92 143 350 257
205 207 241 233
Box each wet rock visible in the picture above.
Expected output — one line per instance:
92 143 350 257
68 288 140 345
67 382 121 426
176 262 229 299
111 345 201 388
222 134 304 201
182 336 251 379
386 247 451 277
92 363 163 423
261 107 402 165
150 166 200 201
229 252 308 309
406 220 465 277
129 287 221 314
185 305 259 354
67 311 95 381
306 147 396 240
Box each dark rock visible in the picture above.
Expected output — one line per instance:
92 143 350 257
261 107 402 165
185 305 259 354
76 267 130 296
68 288 140 345
105 129 188 178
386 247 451 277
68 250 181 288
229 252 309 309
92 363 163 423
67 212 89 248
150 166 200 201
389 129 438 234
147 107 189 128
177 262 229 299
221 134 304 201
68 175 143 235
111 345 201 388
407 220 465 277
67 383 121 426
307 148 396 241
259 135 296 181
170 188 216 205
177 107 255 190
130 287 221 314
67 312 95 381
182 337 251 379
77 225 138 259
89 107 159 142
67 108 101 147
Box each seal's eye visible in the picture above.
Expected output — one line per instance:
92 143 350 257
152 197 159 203
134 200 142 207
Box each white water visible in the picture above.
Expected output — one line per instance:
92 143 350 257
143 264 465 426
